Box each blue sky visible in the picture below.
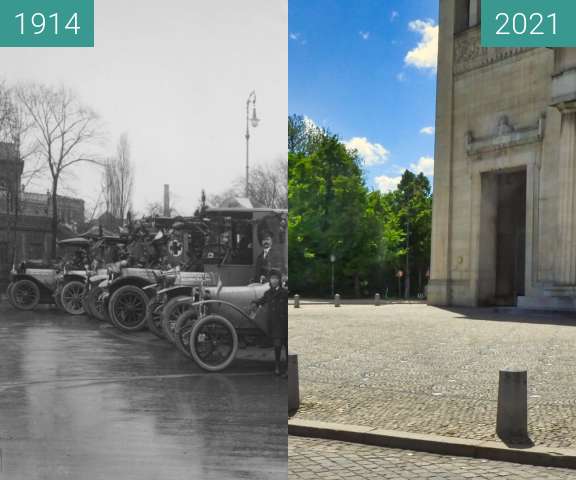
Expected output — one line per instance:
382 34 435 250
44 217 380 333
289 0 439 193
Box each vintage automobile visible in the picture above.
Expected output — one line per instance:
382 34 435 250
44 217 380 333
172 283 275 371
8 237 92 312
54 237 97 315
102 221 176 332
83 235 129 321
146 207 287 342
143 215 217 338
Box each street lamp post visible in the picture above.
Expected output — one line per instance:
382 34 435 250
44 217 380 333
245 90 260 198
330 253 336 297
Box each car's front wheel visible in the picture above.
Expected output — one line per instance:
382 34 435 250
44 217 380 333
10 279 40 311
108 285 149 332
60 280 86 315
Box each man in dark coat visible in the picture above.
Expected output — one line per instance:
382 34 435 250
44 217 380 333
252 269 288 376
254 231 286 283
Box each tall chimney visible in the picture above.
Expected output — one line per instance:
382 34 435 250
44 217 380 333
163 184 170 217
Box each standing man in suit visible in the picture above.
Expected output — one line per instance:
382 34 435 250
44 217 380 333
254 230 286 283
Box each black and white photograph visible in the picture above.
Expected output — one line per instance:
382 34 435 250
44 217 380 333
0 1 288 479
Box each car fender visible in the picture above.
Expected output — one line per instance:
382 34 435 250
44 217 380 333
89 274 108 285
157 285 193 296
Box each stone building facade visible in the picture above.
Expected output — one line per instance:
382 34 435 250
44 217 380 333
429 0 576 310
0 143 85 286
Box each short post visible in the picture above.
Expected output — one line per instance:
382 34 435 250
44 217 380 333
294 294 300 308
496 368 529 444
334 293 341 307
288 353 300 413
375 293 381 306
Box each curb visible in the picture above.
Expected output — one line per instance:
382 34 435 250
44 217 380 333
288 419 576 470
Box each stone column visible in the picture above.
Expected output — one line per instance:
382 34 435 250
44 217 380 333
551 49 576 286
428 0 456 306
556 112 576 284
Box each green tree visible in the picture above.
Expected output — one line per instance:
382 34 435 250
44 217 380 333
289 124 383 296
390 171 432 297
288 115 432 298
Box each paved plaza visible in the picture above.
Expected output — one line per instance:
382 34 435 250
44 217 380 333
289 436 576 479
290 304 576 448
0 304 286 480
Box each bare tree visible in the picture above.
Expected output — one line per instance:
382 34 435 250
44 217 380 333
242 158 287 209
16 83 102 256
101 133 134 222
208 158 287 209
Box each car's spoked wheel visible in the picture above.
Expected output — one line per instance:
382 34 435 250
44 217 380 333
189 314 238 372
173 308 200 358
60 281 86 315
10 279 40 311
85 286 107 321
145 296 166 339
161 296 194 343
108 285 149 332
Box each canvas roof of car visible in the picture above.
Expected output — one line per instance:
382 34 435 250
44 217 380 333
57 237 92 247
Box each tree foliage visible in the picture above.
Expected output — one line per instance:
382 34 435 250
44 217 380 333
289 114 432 298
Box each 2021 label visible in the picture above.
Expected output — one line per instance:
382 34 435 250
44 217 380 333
482 0 575 47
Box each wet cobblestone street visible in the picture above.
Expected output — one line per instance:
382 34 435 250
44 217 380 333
0 304 287 479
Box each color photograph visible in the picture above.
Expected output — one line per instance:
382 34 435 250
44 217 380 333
288 1 576 478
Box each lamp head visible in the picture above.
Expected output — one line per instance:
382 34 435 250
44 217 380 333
251 107 260 128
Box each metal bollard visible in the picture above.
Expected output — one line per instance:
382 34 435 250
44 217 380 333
334 293 341 307
288 353 300 413
294 294 300 308
375 293 381 306
496 369 529 444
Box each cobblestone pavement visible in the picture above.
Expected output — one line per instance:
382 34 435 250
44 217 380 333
289 436 576 479
290 304 576 448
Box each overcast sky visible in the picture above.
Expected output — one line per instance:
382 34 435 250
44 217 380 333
1 0 287 216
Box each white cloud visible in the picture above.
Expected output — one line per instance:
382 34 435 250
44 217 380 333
359 31 370 40
396 72 406 82
375 175 401 193
410 156 435 176
405 19 438 71
390 11 399 22
290 32 307 45
420 126 435 135
345 137 390 166
303 115 319 132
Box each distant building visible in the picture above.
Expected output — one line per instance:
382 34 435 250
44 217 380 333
0 142 85 286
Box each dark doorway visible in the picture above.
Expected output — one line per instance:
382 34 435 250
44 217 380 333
494 170 526 306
